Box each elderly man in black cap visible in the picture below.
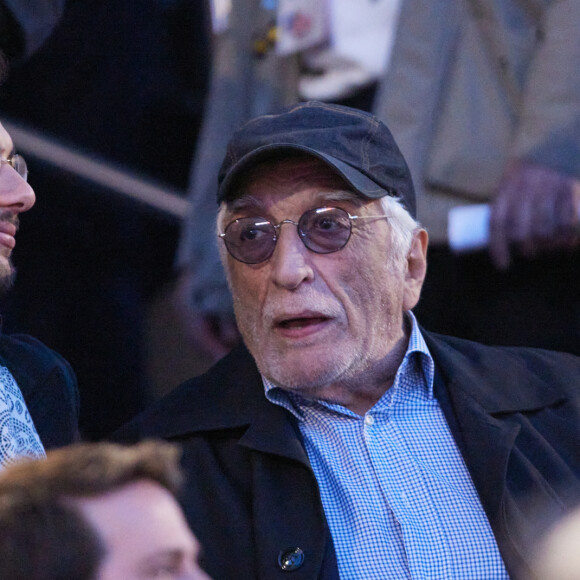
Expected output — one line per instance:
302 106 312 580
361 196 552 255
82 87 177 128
117 102 580 580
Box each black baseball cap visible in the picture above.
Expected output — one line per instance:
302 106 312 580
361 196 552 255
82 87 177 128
217 101 416 218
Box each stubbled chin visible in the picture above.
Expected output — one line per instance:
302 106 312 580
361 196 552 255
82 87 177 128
256 341 351 392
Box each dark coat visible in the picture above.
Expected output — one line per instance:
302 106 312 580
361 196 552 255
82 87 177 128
115 330 580 579
0 333 80 448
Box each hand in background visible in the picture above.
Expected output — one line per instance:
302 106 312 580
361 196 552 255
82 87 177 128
489 162 580 269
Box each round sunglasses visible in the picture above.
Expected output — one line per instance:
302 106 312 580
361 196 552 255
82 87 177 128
219 206 390 264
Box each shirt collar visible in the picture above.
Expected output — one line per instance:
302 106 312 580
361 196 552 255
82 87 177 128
263 311 435 416
399 310 435 397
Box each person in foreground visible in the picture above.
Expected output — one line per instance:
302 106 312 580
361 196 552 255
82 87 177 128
0 111 79 462
0 440 210 580
532 503 580 580
116 101 580 579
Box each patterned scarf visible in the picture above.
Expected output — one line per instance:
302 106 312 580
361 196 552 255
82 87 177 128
0 365 45 468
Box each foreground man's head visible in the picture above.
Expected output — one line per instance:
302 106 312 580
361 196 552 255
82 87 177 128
0 441 210 580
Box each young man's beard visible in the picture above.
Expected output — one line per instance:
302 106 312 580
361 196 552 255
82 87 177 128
0 213 19 295
0 262 16 295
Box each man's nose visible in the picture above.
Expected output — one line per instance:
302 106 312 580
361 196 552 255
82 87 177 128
269 224 314 290
0 164 36 213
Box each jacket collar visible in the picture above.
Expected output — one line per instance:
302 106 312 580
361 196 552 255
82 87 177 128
421 329 566 413
139 330 570 483
148 331 566 434
136 344 309 465
422 329 573 578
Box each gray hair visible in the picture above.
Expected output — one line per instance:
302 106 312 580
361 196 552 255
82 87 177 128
379 195 421 272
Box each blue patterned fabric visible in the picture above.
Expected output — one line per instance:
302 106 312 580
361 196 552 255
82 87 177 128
265 313 509 579
0 365 45 467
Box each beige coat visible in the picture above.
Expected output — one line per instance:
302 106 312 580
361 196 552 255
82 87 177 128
375 0 580 242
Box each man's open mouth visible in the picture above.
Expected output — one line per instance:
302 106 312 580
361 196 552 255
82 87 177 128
277 316 329 330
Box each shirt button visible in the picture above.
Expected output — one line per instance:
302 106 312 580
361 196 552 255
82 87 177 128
364 414 374 426
278 547 305 571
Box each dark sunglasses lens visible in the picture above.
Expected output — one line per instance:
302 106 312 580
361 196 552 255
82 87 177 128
224 218 276 263
299 207 352 253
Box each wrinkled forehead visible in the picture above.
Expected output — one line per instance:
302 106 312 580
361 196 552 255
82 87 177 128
228 153 355 206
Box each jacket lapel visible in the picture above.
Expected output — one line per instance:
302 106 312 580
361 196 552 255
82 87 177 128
424 330 571 576
236 361 329 577
239 400 310 465
440 374 525 567
432 364 522 523
145 344 315 468
213 349 330 578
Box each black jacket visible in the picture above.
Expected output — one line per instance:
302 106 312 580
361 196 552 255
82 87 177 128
0 333 80 448
115 330 580 579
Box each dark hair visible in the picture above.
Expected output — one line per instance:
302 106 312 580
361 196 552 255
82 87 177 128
0 441 183 580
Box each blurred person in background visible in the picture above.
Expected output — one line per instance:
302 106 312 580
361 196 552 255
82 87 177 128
0 440 210 580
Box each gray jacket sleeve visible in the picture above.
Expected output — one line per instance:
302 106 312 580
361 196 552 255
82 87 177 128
176 0 300 315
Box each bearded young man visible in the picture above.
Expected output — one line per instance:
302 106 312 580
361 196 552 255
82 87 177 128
117 102 580 580
0 116 79 463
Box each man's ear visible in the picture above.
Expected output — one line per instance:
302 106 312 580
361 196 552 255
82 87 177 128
403 229 428 311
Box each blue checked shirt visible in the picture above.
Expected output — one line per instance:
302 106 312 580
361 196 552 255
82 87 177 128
264 313 510 579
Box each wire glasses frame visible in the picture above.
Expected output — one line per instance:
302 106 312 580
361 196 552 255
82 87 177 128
0 153 28 182
219 206 390 264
